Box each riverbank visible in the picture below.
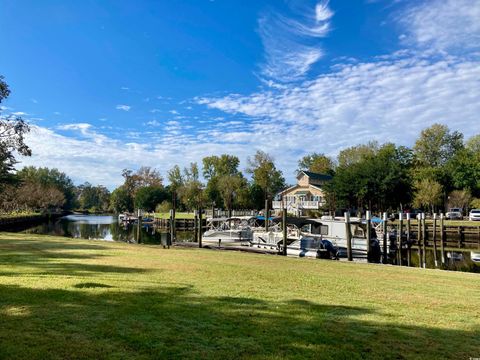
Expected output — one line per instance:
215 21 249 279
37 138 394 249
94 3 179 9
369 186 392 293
0 212 63 229
0 232 479 359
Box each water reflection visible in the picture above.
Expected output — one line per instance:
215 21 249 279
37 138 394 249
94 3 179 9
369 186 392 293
399 247 480 273
13 214 194 245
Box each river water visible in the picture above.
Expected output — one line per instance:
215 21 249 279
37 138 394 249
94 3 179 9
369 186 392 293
5 214 480 272
8 214 194 245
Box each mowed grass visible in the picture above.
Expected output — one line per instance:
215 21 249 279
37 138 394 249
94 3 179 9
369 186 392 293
0 233 479 360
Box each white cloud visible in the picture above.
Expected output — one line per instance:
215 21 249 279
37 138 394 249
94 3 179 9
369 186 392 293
169 110 179 115
198 52 480 176
399 0 480 53
258 1 333 82
11 111 28 116
18 124 257 189
116 104 131 111
146 120 161 126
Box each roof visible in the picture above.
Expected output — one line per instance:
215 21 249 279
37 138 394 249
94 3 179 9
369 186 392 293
299 171 333 182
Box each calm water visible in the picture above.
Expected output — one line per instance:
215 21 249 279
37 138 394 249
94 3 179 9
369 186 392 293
10 214 194 245
5 214 480 272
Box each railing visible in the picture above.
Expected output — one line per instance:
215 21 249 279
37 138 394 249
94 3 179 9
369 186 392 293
271 201 321 209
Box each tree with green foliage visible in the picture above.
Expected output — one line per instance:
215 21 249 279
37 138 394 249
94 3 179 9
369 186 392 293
178 163 204 211
217 174 248 217
246 150 285 204
167 165 184 215
328 143 412 211
134 186 167 212
17 167 76 210
110 186 133 213
413 123 463 167
77 182 110 212
202 154 241 208
0 76 31 190
413 179 443 213
337 141 379 168
297 153 334 175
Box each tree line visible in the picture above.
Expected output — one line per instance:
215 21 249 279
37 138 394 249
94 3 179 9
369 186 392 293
1 75 479 216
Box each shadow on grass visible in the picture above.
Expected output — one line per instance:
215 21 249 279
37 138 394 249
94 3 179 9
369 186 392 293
0 284 478 360
0 238 148 277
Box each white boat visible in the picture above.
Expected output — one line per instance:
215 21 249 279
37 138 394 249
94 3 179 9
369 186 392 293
470 251 480 263
293 216 383 261
202 217 253 247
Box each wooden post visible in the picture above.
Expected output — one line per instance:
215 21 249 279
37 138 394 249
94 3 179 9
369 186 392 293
168 209 174 248
382 212 388 264
193 210 198 244
137 209 142 244
198 209 203 248
398 212 403 266
477 226 480 250
366 211 372 263
417 214 422 268
345 212 352 261
282 205 287 256
432 213 438 268
458 226 464 248
265 198 269 232
440 213 446 266
422 213 427 268
406 213 411 267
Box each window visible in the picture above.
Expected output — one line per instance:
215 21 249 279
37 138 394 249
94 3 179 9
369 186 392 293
320 225 328 235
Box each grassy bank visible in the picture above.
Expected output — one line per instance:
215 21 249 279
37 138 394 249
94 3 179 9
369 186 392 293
0 233 479 359
0 211 41 220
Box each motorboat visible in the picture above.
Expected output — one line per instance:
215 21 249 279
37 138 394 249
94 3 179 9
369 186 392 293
296 216 383 262
202 217 253 247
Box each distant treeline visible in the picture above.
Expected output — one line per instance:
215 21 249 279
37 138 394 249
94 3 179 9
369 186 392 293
1 75 479 215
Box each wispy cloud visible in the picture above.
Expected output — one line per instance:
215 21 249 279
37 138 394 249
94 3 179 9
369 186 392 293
258 0 333 82
399 0 480 53
116 104 131 111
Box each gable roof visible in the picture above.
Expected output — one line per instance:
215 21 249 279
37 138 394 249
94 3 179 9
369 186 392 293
298 170 333 182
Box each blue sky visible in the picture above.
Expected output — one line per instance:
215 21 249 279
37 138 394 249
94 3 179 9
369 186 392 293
1 0 479 188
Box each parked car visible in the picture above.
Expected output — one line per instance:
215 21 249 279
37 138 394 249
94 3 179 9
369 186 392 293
446 208 463 220
469 209 480 221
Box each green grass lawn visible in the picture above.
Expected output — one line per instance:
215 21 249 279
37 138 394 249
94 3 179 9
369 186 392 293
153 212 195 219
0 233 479 359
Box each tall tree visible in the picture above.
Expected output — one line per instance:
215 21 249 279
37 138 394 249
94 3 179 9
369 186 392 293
328 143 412 211
167 165 184 215
337 141 379 168
413 123 463 167
217 174 248 217
17 167 76 209
202 154 241 208
246 150 285 205
413 179 443 213
0 76 31 189
297 153 334 175
178 163 204 211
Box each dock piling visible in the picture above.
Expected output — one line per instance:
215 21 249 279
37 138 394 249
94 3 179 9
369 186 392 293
406 213 411 267
282 205 287 256
345 212 353 261
366 210 372 262
433 213 438 267
382 212 388 264
398 212 403 266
